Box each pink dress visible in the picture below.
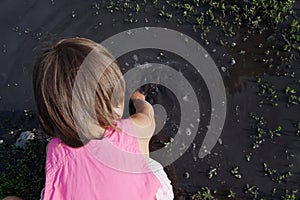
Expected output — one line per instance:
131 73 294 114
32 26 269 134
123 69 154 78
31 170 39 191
43 119 161 200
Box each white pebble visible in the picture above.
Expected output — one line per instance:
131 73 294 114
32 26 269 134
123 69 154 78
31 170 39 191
132 54 138 62
231 58 236 65
218 138 223 145
182 95 189 101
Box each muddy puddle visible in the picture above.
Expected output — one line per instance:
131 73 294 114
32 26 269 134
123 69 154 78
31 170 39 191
0 0 299 199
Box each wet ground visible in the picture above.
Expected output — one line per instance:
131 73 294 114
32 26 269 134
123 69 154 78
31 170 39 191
0 0 300 199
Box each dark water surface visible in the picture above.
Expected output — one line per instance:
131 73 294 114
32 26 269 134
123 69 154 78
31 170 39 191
1 0 300 199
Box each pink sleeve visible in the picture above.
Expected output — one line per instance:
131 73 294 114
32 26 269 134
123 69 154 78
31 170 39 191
43 138 71 200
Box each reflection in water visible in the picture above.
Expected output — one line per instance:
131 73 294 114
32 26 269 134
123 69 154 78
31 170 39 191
224 27 287 95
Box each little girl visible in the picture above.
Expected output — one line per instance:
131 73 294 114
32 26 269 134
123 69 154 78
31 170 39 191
32 38 174 200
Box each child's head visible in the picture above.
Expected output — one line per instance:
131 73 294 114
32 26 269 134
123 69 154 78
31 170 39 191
33 38 125 147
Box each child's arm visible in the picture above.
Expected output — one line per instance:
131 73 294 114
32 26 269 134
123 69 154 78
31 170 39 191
129 91 155 155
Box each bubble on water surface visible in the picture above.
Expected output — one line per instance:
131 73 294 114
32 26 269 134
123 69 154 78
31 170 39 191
186 128 192 136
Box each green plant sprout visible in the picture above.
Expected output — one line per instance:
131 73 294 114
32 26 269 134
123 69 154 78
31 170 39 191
0 139 47 199
207 167 218 179
244 184 260 199
230 166 242 179
192 187 216 200
282 189 298 200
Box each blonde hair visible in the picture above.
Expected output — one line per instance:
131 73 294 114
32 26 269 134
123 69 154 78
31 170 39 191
33 38 125 147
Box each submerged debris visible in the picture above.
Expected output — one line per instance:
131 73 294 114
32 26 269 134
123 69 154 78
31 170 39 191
221 66 227 72
15 131 35 149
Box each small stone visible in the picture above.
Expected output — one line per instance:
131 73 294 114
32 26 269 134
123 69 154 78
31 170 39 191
170 137 174 143
231 42 236 47
132 54 138 62
159 52 165 57
184 37 189 43
182 95 189 101
15 131 35 149
231 58 236 65
221 67 227 72
0 139 3 144
218 138 223 145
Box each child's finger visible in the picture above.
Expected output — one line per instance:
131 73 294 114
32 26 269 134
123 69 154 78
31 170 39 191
131 91 145 101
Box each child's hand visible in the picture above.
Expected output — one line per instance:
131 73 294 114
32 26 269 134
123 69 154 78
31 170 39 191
129 90 155 153
131 91 145 101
